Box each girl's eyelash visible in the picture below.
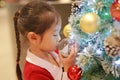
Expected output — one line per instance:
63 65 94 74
53 35 57 36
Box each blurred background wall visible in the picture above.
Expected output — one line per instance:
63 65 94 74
0 0 71 80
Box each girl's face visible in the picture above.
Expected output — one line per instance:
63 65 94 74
38 22 61 52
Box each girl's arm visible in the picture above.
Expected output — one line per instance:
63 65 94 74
59 43 78 80
59 43 77 72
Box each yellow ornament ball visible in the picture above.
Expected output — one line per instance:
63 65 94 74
63 24 72 37
80 12 100 34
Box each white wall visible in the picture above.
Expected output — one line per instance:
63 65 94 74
0 7 17 80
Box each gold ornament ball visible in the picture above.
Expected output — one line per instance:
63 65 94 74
80 12 100 34
63 24 72 37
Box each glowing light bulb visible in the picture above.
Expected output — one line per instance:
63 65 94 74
114 59 120 65
96 49 102 55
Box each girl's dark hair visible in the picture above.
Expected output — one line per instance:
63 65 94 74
13 1 61 80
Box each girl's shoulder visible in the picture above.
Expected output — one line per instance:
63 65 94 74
23 61 54 80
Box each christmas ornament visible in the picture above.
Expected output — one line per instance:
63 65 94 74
104 35 120 57
98 6 112 21
58 38 75 57
80 12 100 34
58 38 69 57
110 0 120 21
63 24 72 38
67 65 82 80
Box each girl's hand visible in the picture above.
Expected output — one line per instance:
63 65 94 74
59 43 78 72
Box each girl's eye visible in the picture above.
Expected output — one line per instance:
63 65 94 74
53 35 57 36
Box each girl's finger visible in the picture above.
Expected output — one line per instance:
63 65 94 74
58 52 66 60
68 45 75 58
74 42 78 54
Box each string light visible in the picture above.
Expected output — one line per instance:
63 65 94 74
114 58 120 65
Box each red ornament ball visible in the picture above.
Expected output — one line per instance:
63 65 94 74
110 0 120 21
67 65 82 80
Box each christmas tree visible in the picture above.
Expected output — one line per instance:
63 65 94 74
63 0 120 80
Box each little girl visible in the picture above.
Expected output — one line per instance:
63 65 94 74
14 1 77 80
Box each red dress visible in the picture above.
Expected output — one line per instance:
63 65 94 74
23 49 70 80
23 61 54 80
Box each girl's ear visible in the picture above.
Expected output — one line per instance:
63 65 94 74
27 32 41 44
